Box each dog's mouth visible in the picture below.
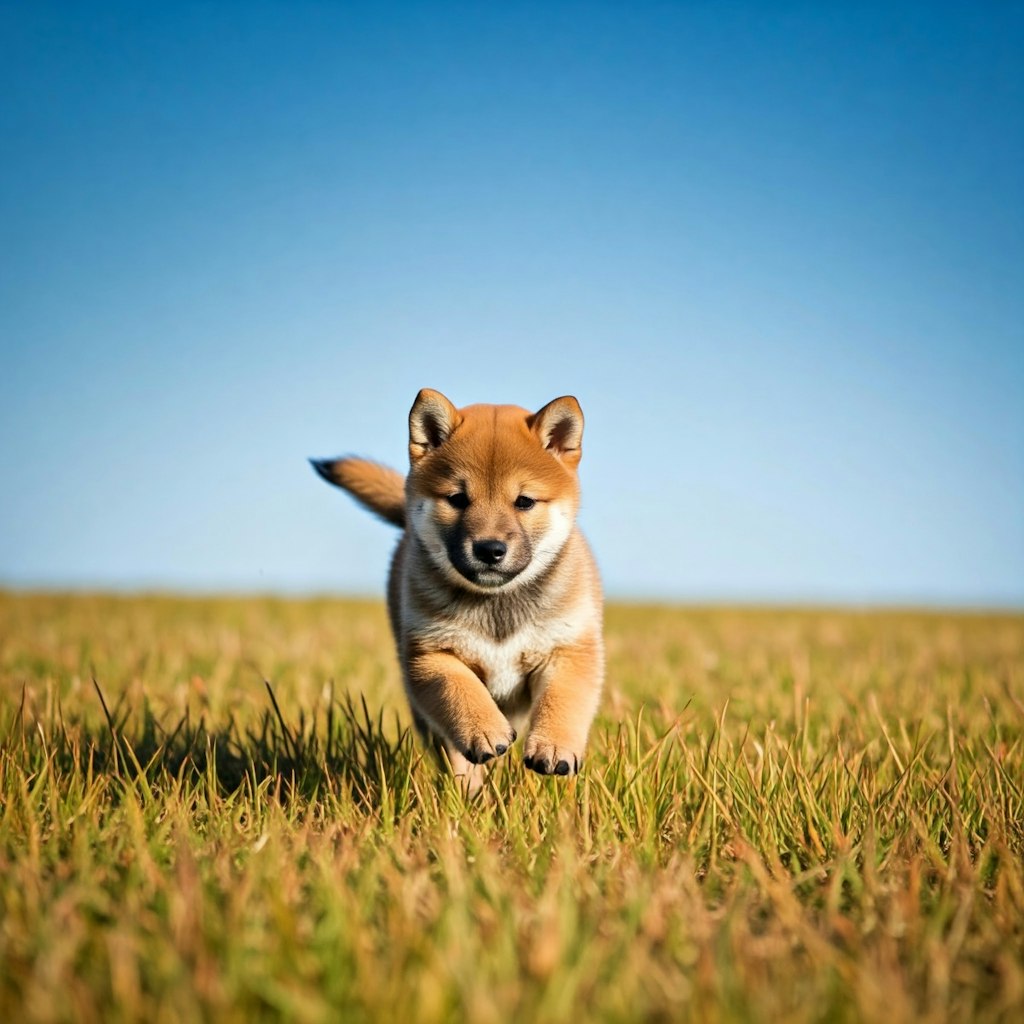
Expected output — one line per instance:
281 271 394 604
446 545 528 591
455 564 523 589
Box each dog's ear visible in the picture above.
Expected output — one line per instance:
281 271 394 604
530 396 584 467
409 388 461 461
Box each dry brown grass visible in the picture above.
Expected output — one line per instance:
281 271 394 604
1 593 1022 1022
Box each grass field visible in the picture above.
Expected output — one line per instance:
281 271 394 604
1 592 1022 1023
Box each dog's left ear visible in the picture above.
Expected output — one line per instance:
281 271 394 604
530 396 584 467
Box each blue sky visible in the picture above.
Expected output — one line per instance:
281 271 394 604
1 2 1022 604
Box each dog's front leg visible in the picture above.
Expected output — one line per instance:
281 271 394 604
406 649 517 770
523 634 603 776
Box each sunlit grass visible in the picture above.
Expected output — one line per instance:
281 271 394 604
1 593 1022 1022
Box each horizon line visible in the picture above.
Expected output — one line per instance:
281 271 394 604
2 580 1022 615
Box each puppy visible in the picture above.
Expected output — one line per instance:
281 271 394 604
311 388 603 789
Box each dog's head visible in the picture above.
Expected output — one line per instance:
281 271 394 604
406 389 584 592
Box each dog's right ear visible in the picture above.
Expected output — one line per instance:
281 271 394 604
409 388 461 462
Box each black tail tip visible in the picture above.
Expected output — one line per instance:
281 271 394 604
309 457 335 481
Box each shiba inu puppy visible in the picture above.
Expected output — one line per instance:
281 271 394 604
311 388 603 789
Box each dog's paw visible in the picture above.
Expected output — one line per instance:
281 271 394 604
523 735 582 776
460 719 517 765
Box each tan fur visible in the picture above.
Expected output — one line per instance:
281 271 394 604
313 389 604 789
310 458 405 527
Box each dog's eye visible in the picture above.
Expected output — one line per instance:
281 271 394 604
514 495 536 511
446 493 470 510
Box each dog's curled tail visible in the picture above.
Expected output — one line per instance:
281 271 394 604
310 457 406 528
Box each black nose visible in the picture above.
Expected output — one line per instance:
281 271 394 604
472 539 508 565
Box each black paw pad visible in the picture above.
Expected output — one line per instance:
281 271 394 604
554 760 570 775
495 743 507 755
